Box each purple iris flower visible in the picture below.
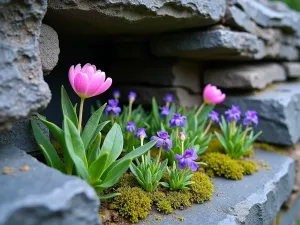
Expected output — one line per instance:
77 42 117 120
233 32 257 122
113 90 120 99
243 110 258 126
164 94 173 103
169 113 186 128
125 121 135 133
134 128 147 140
128 92 136 102
160 106 170 117
207 110 220 123
174 148 198 172
105 99 121 116
150 131 172 151
225 105 241 122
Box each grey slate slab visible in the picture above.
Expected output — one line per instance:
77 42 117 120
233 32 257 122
0 145 101 225
278 198 300 225
137 150 294 225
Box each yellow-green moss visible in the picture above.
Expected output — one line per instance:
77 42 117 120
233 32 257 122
201 152 244 180
190 172 213 203
109 187 151 223
115 173 139 188
156 199 173 214
166 191 191 209
253 143 287 155
238 160 258 175
207 137 224 153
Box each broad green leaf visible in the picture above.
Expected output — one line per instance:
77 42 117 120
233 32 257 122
85 121 110 151
89 152 108 182
31 119 65 172
87 132 102 165
99 193 121 200
61 86 78 127
81 104 106 149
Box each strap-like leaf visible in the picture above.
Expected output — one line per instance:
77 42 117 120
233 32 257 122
87 132 102 165
81 104 106 149
61 86 78 127
151 98 160 126
99 193 121 200
85 121 110 152
89 152 108 182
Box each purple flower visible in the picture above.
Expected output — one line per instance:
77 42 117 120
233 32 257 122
208 110 220 123
150 131 172 151
113 90 120 99
225 105 241 122
128 92 136 102
105 99 121 116
160 106 170 117
134 128 147 140
125 121 135 133
243 110 258 126
169 113 186 128
174 148 198 172
164 94 173 103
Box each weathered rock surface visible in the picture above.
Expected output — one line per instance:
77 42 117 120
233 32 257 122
204 63 286 90
216 82 300 146
45 0 226 36
0 145 101 225
108 59 201 93
283 62 300 78
0 1 51 130
0 116 49 154
39 24 60 75
151 29 265 60
264 42 299 60
138 150 295 225
279 197 300 225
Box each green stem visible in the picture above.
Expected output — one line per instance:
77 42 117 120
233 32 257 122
181 141 184 155
166 102 170 107
229 120 236 137
157 147 162 166
78 97 85 132
180 167 187 183
176 127 179 139
110 113 114 124
241 125 249 142
195 102 205 117
203 120 213 137
127 101 133 122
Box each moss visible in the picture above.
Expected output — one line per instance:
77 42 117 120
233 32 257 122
166 191 191 209
238 160 258 175
207 137 225 153
109 187 151 223
156 199 173 214
115 173 139 188
201 152 244 180
253 142 287 155
190 172 213 204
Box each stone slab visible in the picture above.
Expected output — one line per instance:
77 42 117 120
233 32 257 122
0 116 49 154
0 1 51 130
283 62 300 78
45 0 226 36
204 63 286 90
0 145 101 225
150 29 265 60
137 150 294 225
39 24 60 76
264 42 299 61
216 82 300 146
108 59 201 93
278 197 300 225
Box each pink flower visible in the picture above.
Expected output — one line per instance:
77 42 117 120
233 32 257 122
203 84 226 104
68 63 112 98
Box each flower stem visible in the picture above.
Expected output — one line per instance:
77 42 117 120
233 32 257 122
241 125 249 142
181 141 184 155
110 113 114 124
203 120 213 137
78 97 85 132
195 102 205 117
157 147 162 166
127 101 133 122
176 127 179 139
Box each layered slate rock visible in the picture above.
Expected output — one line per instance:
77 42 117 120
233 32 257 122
138 150 294 225
151 29 265 60
216 82 300 146
108 59 201 93
45 0 226 36
0 145 101 225
0 1 51 130
283 62 300 78
204 63 286 90
278 198 300 225
39 24 60 75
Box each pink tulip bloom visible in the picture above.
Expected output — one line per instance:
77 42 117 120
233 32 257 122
69 63 112 99
203 84 226 104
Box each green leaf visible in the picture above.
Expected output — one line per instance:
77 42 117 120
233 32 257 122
31 119 65 172
38 144 53 168
152 98 160 126
61 86 78 127
81 104 106 149
89 152 108 182
87 132 102 165
99 193 121 200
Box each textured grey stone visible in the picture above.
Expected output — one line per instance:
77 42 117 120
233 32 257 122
204 63 286 90
108 59 201 93
283 62 300 78
137 150 294 225
45 0 226 35
278 198 300 225
39 24 60 76
264 42 299 60
150 29 265 60
0 145 101 225
216 82 300 146
0 1 51 130
0 116 49 154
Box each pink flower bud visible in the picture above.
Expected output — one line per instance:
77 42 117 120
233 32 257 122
203 84 226 105
180 132 185 142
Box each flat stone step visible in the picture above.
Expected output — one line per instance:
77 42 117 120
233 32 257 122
278 197 300 225
0 145 101 225
216 82 300 146
138 150 294 225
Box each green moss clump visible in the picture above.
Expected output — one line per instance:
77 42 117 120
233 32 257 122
109 187 151 223
190 172 213 204
115 173 139 188
201 152 244 180
238 160 258 175
156 199 173 214
166 191 191 209
207 137 225 153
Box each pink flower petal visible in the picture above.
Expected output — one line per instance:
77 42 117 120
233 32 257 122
91 65 97 73
73 72 89 97
74 64 81 73
68 65 75 88
85 65 95 79
86 72 106 96
92 78 112 97
81 63 91 73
